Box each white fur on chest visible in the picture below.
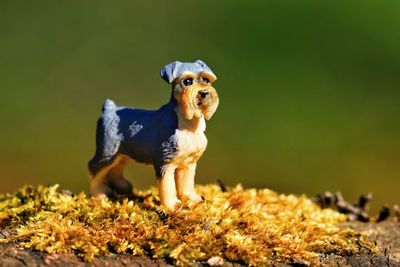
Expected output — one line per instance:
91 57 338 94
173 117 208 166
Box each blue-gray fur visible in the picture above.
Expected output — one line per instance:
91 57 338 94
88 95 179 178
160 60 215 84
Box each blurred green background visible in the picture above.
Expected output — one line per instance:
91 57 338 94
1 1 399 211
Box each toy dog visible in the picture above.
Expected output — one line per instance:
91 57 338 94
88 60 219 209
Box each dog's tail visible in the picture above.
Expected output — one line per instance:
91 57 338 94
88 99 121 176
102 98 117 113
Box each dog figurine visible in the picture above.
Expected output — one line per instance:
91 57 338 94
88 60 219 209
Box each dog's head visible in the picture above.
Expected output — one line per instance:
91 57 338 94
160 60 219 120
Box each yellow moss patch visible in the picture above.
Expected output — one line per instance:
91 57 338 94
0 184 376 266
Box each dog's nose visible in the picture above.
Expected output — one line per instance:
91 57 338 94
199 91 209 99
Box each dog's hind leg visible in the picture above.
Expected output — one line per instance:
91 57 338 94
89 155 133 199
89 155 119 199
107 155 133 197
89 100 128 199
89 165 115 199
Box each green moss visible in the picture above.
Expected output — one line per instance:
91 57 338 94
0 184 377 266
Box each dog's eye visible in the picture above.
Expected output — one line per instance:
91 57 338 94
202 77 210 84
182 78 193 86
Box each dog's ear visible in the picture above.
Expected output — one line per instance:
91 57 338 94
160 61 182 84
195 60 217 82
195 60 212 72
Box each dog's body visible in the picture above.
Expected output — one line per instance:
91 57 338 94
88 60 219 209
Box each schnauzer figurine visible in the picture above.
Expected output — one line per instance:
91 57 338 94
88 60 219 209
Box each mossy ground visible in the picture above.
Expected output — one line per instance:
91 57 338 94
0 184 377 266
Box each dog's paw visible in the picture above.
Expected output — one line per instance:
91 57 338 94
164 197 182 210
187 192 203 203
93 193 108 201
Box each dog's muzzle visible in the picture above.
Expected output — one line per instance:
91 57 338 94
180 85 219 120
199 90 209 99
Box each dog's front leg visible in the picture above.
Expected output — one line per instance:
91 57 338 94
157 165 181 209
175 163 203 203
